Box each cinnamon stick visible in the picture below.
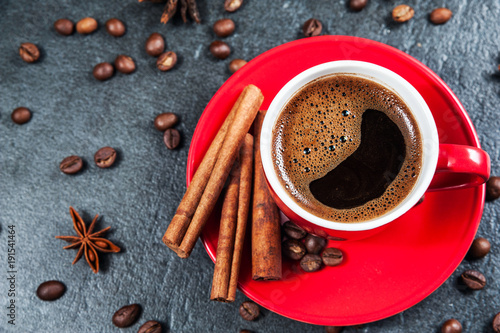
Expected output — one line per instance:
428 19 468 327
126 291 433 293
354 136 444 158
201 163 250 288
252 110 282 280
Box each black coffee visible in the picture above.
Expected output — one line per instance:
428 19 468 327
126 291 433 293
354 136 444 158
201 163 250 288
272 74 422 223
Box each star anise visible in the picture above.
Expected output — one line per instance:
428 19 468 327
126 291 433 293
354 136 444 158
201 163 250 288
56 207 120 274
139 0 201 24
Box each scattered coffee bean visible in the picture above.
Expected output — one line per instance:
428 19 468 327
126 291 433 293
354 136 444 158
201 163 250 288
156 51 177 71
164 128 181 149
441 319 462 333
210 41 231 60
19 43 40 63
112 303 141 328
154 112 178 131
114 55 136 74
304 234 327 254
240 330 253 333
229 59 247 73
282 221 307 240
36 280 65 301
468 237 491 259
300 254 323 272
392 5 414 23
93 62 114 81
493 312 500 333
225 0 243 12
302 18 322 37
430 8 452 25
282 239 306 260
76 17 98 34
239 301 259 321
486 176 500 201
94 147 117 168
322 248 343 266
146 33 165 57
325 326 343 333
54 18 74 36
11 107 32 124
461 269 486 290
349 0 368 12
59 156 83 175
213 18 235 37
138 320 162 333
105 18 126 37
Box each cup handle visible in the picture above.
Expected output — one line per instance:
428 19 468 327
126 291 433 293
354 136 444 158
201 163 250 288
427 144 490 191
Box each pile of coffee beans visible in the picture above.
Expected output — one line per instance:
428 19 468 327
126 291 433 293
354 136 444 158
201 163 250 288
154 112 181 150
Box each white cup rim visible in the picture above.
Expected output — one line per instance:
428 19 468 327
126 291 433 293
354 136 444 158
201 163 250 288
260 60 439 231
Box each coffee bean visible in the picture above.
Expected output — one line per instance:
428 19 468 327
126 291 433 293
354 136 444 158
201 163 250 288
225 0 243 12
430 8 452 25
76 17 98 34
325 327 343 333
163 128 181 150
145 33 165 57
229 59 247 73
304 234 327 254
213 18 235 37
105 18 126 37
19 43 40 63
112 304 141 328
94 147 117 168
468 237 491 259
493 312 500 333
93 62 114 81
59 156 83 175
54 19 74 36
239 301 259 321
461 269 486 290
302 18 322 37
392 5 414 23
114 55 136 74
300 254 323 272
282 221 306 240
154 112 178 131
282 239 306 260
138 320 162 333
441 319 462 333
486 176 500 201
349 0 368 12
36 280 65 301
156 52 177 71
322 248 343 266
240 330 253 333
210 41 231 60
11 107 32 124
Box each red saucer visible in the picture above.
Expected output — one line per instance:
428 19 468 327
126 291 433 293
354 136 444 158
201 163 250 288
186 36 485 326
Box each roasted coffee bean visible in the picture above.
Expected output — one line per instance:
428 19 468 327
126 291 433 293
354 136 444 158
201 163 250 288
240 330 253 333
304 234 327 254
105 18 126 37
11 107 32 124
114 55 135 74
19 43 40 63
154 112 178 131
302 18 322 37
164 128 181 149
138 320 162 333
282 239 306 260
430 8 452 25
54 18 74 36
76 17 98 34
486 177 500 201
36 280 65 301
441 319 462 333
461 269 486 290
59 156 83 175
213 18 235 37
349 0 368 12
282 221 306 240
112 303 141 328
210 41 231 60
392 5 414 23
239 301 259 321
94 147 117 168
93 62 114 81
468 237 491 259
325 326 343 333
225 0 243 12
145 33 165 57
156 52 177 71
322 248 343 266
229 59 247 73
300 254 323 272
493 312 500 333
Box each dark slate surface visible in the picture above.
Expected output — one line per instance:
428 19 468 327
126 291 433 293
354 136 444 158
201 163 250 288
1 0 499 332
